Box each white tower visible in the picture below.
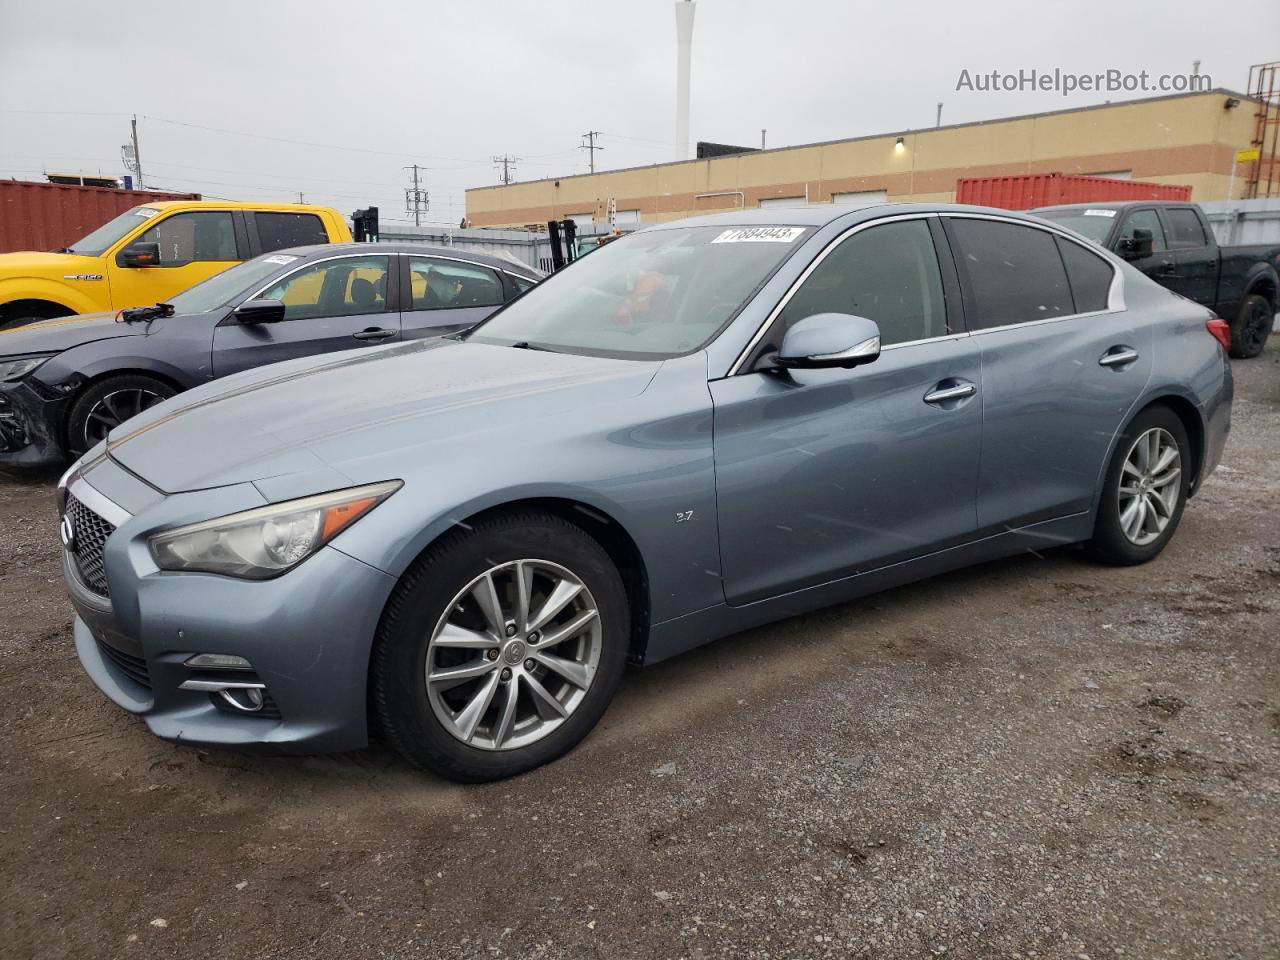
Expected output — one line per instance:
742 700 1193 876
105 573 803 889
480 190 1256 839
675 0 696 162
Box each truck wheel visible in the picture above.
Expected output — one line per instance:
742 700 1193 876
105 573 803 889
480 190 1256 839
371 511 629 782
1085 405 1190 566
1230 294 1274 359
65 375 176 457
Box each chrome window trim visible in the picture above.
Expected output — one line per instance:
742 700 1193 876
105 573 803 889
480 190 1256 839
727 213 939 376
726 210 1128 376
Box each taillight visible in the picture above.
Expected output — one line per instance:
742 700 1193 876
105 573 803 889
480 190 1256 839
1206 316 1231 352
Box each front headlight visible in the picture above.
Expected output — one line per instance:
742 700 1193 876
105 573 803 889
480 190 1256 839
149 480 402 579
0 355 52 382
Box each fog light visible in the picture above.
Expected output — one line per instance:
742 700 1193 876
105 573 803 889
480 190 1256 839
184 653 253 670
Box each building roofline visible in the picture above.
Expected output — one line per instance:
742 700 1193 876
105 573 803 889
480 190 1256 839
466 87 1256 195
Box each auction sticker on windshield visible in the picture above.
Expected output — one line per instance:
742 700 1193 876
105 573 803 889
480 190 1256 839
1083 209 1118 217
264 255 299 265
712 227 806 244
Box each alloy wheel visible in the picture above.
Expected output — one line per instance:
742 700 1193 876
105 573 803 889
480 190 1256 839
82 387 167 448
425 559 602 751
1117 427 1181 546
1243 299 1271 355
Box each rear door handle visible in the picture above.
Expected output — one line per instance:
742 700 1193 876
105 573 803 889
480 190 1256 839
353 327 396 342
923 381 977 404
1099 346 1139 367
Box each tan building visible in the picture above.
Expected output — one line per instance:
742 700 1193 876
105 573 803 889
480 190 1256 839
465 89 1267 229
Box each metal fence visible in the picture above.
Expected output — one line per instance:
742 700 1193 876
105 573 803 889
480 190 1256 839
1199 199 1280 245
376 223 639 272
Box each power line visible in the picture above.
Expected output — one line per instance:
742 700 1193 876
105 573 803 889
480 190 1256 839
491 154 520 185
580 131 604 174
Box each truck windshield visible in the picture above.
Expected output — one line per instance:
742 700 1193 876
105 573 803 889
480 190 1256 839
166 254 299 314
1034 209 1116 245
466 225 810 359
65 207 161 256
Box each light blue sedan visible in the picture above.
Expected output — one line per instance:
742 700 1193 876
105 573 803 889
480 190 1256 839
59 204 1232 781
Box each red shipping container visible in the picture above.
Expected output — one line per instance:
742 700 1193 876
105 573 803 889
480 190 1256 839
0 180 200 254
955 173 1191 210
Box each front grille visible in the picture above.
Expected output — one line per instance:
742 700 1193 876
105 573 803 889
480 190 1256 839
65 493 115 597
97 638 151 690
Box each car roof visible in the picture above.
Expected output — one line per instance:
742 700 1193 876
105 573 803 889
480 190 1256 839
282 242 541 276
640 201 1056 231
1034 201 1193 213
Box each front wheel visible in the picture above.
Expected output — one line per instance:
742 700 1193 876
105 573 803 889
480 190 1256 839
371 512 629 782
65 374 176 458
1085 405 1190 565
1230 293 1274 359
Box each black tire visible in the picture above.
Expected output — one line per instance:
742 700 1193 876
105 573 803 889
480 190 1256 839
1085 405 1191 566
371 511 629 782
1229 293 1274 359
65 374 176 458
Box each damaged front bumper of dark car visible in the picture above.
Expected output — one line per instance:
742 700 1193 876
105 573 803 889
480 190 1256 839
0 375 74 466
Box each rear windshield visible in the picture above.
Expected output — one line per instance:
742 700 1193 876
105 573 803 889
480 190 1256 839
466 225 810 359
1034 208 1116 245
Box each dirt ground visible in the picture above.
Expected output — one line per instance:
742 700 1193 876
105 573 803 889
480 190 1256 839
1 344 1277 960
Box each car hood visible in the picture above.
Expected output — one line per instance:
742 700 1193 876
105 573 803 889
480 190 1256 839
106 338 663 493
0 250 98 271
0 310 150 355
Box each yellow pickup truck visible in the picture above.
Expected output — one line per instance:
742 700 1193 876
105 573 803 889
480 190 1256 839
0 201 353 329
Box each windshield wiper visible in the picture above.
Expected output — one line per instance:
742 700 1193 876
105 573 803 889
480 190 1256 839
509 341 559 353
119 302 175 324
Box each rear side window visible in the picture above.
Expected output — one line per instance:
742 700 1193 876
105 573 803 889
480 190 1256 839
1164 208 1208 249
408 257 504 310
1056 237 1114 314
947 218 1072 329
256 213 328 254
510 273 537 295
776 219 947 346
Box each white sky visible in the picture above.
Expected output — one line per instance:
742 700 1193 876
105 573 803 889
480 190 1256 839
1 0 1276 226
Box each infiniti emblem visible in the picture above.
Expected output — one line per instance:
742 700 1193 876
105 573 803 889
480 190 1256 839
60 514 76 552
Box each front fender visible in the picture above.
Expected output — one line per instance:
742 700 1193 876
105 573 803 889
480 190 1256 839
0 275 104 316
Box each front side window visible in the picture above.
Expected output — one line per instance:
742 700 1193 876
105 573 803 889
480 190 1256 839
776 219 946 346
467 225 808 359
260 256 390 321
1118 209 1166 253
948 218 1072 329
408 257 504 310
1164 208 1208 249
137 212 238 265
256 213 328 254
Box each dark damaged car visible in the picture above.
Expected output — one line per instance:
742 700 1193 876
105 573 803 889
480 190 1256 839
0 243 541 465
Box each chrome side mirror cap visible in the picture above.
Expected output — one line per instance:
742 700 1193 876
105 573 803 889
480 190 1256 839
775 313 882 369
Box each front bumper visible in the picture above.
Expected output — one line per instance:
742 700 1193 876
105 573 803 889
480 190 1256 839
0 378 70 466
64 464 399 754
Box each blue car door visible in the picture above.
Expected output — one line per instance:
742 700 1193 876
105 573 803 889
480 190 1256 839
942 215 1152 533
212 253 401 378
711 216 982 605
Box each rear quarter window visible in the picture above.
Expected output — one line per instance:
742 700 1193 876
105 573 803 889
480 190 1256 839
256 213 329 254
1055 237 1115 314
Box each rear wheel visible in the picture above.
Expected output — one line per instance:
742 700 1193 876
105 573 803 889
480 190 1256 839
65 374 176 457
371 512 629 782
1230 293 1273 359
1085 405 1190 565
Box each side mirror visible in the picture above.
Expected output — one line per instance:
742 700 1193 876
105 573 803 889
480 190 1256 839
234 299 287 324
1117 228 1154 261
118 242 161 268
772 313 881 370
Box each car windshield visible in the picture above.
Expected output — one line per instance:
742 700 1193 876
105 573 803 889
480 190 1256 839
466 225 810 359
65 207 161 256
166 253 301 314
1035 209 1116 245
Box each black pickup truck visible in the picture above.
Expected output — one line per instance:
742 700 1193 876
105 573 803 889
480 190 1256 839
1035 201 1279 358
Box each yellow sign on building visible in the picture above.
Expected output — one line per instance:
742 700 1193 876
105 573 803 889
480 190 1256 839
1236 147 1261 164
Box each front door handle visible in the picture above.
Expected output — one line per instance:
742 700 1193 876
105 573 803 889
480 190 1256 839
923 381 977 404
353 327 396 342
1099 346 1139 367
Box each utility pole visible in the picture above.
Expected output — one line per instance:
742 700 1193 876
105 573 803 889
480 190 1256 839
131 114 144 190
936 102 943 127
761 129 766 149
491 154 519 185
580 131 604 174
297 192 305 204
403 164 429 227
